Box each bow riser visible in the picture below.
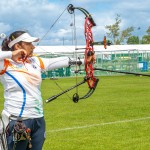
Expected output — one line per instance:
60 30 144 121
84 17 97 89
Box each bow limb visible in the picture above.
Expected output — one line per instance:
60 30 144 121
46 79 86 103
46 77 99 103
77 78 99 100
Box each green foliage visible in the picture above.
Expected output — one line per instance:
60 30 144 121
141 35 150 44
105 14 121 44
141 26 150 44
105 16 150 45
105 14 134 44
146 26 150 35
127 36 140 44
120 27 134 43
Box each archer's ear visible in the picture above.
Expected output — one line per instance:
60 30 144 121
14 43 22 50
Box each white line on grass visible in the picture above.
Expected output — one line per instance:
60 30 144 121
47 116 150 133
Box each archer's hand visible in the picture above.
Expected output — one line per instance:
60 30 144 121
87 53 96 64
12 49 27 63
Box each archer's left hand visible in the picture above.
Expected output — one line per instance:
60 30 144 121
87 52 96 64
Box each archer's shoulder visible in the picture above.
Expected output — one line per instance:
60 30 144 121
31 54 41 60
30 55 44 69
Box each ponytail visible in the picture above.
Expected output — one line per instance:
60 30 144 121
1 38 11 51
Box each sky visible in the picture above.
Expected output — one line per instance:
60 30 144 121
0 0 150 46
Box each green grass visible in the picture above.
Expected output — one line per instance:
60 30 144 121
1 75 150 149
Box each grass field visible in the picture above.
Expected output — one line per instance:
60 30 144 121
0 75 150 150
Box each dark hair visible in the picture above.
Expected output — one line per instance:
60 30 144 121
1 38 10 51
1 30 26 51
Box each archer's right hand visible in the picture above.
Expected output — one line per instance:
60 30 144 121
11 49 27 63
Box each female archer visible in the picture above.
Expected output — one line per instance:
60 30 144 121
0 30 84 150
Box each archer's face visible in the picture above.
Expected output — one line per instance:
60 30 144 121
19 42 35 57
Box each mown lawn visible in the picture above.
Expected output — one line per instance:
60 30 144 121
1 75 150 149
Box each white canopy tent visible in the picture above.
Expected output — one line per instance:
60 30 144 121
34 44 150 56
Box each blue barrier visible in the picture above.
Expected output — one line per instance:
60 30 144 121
139 61 148 71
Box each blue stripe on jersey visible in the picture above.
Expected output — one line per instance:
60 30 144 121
5 71 26 117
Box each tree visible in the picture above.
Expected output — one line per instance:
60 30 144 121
141 26 150 44
146 26 150 35
127 36 139 44
141 35 150 44
105 14 121 44
105 14 134 44
120 27 134 43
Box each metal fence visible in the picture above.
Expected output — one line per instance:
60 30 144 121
41 49 150 78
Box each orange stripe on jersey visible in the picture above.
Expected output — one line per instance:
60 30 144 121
0 59 10 75
37 57 45 69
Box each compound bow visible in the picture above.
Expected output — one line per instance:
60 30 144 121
46 4 106 103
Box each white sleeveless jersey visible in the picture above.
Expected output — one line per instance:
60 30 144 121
0 55 69 118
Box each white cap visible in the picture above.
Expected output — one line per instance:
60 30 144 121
8 33 39 48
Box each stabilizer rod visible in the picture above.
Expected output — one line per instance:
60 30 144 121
94 68 150 77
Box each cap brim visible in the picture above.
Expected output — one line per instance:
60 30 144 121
22 37 39 43
8 33 39 48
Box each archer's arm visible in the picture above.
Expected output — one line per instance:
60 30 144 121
0 50 27 62
40 57 84 71
0 50 27 71
0 51 12 61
